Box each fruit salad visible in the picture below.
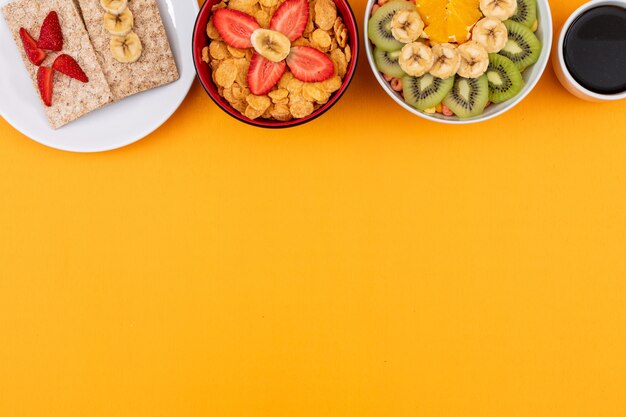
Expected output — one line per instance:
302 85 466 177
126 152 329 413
368 0 542 118
202 0 352 121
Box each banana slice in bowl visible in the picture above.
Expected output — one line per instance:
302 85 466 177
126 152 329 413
398 41 433 77
472 17 508 53
250 29 291 62
429 43 460 79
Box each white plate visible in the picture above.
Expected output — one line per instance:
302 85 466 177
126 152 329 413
0 0 198 152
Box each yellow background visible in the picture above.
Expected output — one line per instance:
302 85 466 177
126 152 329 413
2 0 626 415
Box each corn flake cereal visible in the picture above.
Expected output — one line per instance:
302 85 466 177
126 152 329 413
271 104 293 121
289 97 315 118
210 40 229 60
254 9 271 27
330 49 347 77
204 0 351 122
314 0 337 31
227 45 247 58
311 29 331 50
245 105 265 119
322 75 342 93
303 83 329 103
229 0 259 13
268 88 289 102
260 0 279 7
202 46 210 63
246 94 272 112
206 18 220 39
278 71 294 89
286 78 304 95
214 59 238 88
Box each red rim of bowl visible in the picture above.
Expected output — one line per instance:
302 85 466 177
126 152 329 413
192 0 360 128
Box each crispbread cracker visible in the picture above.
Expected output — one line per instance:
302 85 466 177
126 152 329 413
77 0 179 101
2 0 113 129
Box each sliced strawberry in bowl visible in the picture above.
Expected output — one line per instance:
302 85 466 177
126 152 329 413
247 53 287 95
37 66 55 107
270 0 309 42
212 9 260 49
37 11 63 51
19 28 47 66
52 54 89 82
286 46 335 82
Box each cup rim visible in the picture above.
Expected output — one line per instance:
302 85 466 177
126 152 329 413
556 0 626 101
192 0 360 128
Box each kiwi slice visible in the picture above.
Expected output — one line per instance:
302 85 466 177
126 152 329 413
486 54 524 104
499 20 542 72
374 47 406 78
368 1 416 51
442 75 489 118
510 0 537 28
402 74 454 111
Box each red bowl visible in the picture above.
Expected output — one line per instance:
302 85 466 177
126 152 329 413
192 0 359 128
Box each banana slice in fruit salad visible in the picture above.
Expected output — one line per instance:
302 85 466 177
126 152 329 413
472 17 508 53
390 10 425 44
457 41 489 78
110 32 143 63
399 41 434 77
250 29 291 62
479 0 517 21
103 8 134 36
429 43 461 79
100 0 128 15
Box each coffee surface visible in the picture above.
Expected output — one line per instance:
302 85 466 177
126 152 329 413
563 6 626 95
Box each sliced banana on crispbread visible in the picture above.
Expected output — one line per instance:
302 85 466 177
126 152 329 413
104 8 134 36
100 0 142 63
110 32 143 63
100 0 128 15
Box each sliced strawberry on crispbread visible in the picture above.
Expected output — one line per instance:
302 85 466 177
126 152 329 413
285 46 334 82
38 11 63 51
37 66 55 106
247 53 287 95
53 54 88 82
213 9 260 49
270 0 309 42
19 28 47 66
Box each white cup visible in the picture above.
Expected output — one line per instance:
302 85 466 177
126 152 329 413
552 0 626 101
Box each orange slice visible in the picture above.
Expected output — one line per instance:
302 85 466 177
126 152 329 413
416 0 482 44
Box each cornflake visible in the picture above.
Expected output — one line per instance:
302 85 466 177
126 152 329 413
314 0 337 31
214 59 238 88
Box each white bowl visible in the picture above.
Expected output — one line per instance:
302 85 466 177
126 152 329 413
364 0 553 124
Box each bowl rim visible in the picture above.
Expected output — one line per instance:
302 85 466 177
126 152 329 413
363 0 554 125
192 0 360 129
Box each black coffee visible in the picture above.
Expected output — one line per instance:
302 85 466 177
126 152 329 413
563 5 626 95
